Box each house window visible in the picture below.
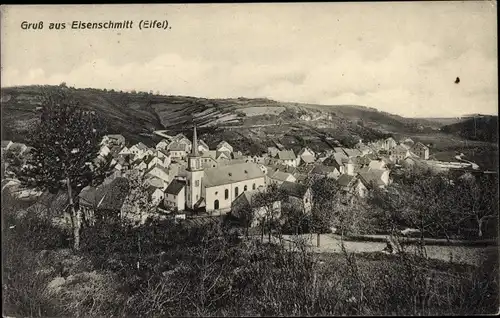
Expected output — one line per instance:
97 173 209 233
196 195 198 200
305 198 309 203
235 187 239 197
244 185 247 191
225 189 229 200
252 183 256 190
195 180 200 187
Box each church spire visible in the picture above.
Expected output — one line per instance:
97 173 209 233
191 124 199 157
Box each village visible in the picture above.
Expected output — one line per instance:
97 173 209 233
1 126 483 231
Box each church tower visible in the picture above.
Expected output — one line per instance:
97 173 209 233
186 125 204 210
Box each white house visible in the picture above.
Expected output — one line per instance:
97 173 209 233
390 144 411 163
267 170 297 185
147 186 165 206
273 150 298 167
156 139 170 151
358 167 391 188
297 147 316 165
144 164 170 185
368 160 388 171
337 174 369 198
132 158 148 172
279 181 313 214
163 179 186 211
144 155 167 170
155 150 172 167
99 145 111 157
411 142 430 160
231 189 282 227
198 139 210 153
267 147 280 158
168 142 188 160
129 142 149 159
382 137 398 151
216 141 233 153
101 134 125 147
119 146 133 156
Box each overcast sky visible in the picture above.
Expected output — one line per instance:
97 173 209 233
1 3 497 118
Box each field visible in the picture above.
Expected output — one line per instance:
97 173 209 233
1 85 497 169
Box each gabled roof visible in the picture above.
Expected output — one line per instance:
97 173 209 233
217 140 233 150
79 177 129 211
310 164 339 175
197 139 209 150
269 170 295 182
411 142 429 150
169 142 188 151
393 144 409 153
146 185 163 197
164 179 186 195
333 147 346 155
280 181 309 198
133 142 148 151
358 168 387 187
107 134 125 141
298 147 315 156
299 148 316 163
145 176 164 189
173 133 188 142
368 160 386 170
343 148 362 158
204 162 265 187
156 149 170 157
157 139 170 147
108 145 123 157
233 187 269 209
322 155 342 168
294 173 309 183
400 143 412 150
275 150 296 160
145 164 169 177
143 155 158 165
217 150 231 160
337 174 356 187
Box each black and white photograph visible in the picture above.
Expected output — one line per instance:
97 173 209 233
1 2 498 316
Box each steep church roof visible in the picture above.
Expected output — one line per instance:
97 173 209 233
203 162 265 187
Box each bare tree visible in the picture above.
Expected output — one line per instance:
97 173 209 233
121 169 157 226
18 88 111 250
251 183 286 243
310 176 340 247
453 174 498 237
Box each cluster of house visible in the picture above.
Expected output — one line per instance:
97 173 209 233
0 130 480 229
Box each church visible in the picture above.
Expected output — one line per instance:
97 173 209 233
165 126 267 214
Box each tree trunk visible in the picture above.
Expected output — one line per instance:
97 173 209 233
261 221 264 243
66 177 81 251
478 217 484 237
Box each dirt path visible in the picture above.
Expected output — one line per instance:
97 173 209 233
254 234 495 267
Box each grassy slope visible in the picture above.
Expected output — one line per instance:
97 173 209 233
1 85 497 169
441 115 498 143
